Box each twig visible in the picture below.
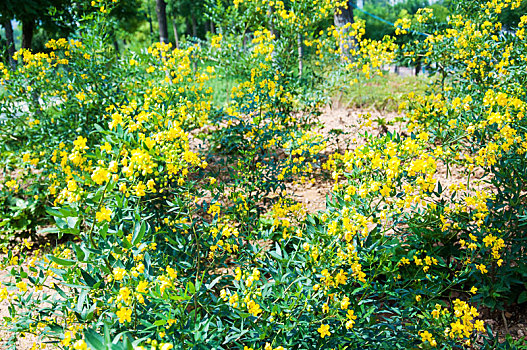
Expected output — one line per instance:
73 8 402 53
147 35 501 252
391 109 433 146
501 310 510 335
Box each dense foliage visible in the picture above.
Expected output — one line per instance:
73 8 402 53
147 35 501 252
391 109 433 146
1 0 527 349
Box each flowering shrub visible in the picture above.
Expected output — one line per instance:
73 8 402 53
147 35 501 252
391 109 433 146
1 0 527 349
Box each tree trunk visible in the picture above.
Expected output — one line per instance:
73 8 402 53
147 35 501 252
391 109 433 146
298 33 303 78
415 58 422 76
2 19 16 69
172 18 179 49
334 1 355 59
113 38 120 54
147 3 154 41
155 0 169 44
21 19 35 50
267 4 275 37
191 15 197 38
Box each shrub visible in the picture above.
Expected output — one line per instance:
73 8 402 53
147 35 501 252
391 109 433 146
1 0 526 349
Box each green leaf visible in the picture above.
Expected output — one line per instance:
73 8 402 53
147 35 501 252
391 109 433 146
48 255 76 266
76 289 89 312
66 216 79 229
100 223 108 238
154 319 166 326
81 269 98 288
518 291 527 304
121 237 132 249
53 285 68 299
170 294 192 302
45 207 64 218
186 281 196 294
205 276 222 290
85 329 104 350
72 242 85 261
37 227 59 234
132 222 146 246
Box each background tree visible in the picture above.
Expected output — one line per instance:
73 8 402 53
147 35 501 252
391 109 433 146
1 0 73 50
0 0 144 57
108 0 146 52
334 0 356 58
356 0 430 40
168 0 208 39
156 0 169 43
494 0 527 29
0 9 16 68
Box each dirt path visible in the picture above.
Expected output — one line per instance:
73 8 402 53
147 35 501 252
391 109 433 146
0 261 48 350
290 106 406 213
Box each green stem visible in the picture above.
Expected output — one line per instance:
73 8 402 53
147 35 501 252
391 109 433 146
192 221 201 324
86 143 125 271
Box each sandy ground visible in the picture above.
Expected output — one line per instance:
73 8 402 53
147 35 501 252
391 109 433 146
289 105 407 214
0 264 46 350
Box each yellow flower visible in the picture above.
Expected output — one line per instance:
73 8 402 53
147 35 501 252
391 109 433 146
341 296 350 310
134 181 147 197
91 167 109 185
322 303 329 313
119 287 131 303
235 267 242 281
113 267 126 281
431 305 441 318
96 207 112 222
335 269 347 285
109 161 118 173
136 294 145 304
119 182 127 193
75 91 86 101
474 319 485 332
72 340 88 350
147 179 156 193
73 136 88 150
5 179 18 191
16 281 27 293
100 142 112 153
477 264 488 274
62 331 74 346
247 300 262 316
346 309 357 329
317 323 331 338
116 307 132 323
67 180 78 192
166 266 177 279
137 280 148 293
420 330 433 343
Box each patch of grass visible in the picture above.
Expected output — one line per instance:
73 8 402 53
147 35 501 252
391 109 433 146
330 71 434 112
207 74 238 107
197 59 240 108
